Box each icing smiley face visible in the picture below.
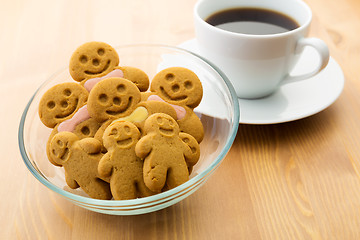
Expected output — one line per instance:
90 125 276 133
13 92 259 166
150 67 203 108
69 42 120 82
87 77 141 122
38 83 88 128
103 121 140 150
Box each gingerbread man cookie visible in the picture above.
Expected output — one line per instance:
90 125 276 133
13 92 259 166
99 121 154 200
38 82 88 128
87 77 141 122
69 41 120 82
135 113 200 192
150 67 204 142
49 132 112 200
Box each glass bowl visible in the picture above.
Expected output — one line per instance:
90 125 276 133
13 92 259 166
18 44 239 215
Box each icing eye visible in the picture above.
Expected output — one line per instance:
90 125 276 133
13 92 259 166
165 73 175 81
63 89 72 96
47 101 56 109
97 48 105 56
92 59 100 66
171 84 180 92
117 84 126 93
184 81 193 89
80 55 88 63
98 93 108 103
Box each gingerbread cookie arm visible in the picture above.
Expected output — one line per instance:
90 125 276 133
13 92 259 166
94 120 112 152
116 66 150 92
177 108 204 143
98 153 113 178
136 178 155 197
135 135 153 159
78 138 102 154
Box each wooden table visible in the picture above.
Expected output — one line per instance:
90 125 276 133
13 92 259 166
1 0 360 239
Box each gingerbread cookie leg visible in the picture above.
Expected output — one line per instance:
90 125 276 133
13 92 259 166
135 179 155 197
142 160 168 193
166 164 189 189
65 171 79 189
177 109 204 143
82 178 111 200
110 174 137 200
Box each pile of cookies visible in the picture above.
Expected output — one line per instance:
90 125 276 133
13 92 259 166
38 42 204 200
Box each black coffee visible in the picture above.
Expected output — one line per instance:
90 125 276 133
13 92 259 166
205 8 300 35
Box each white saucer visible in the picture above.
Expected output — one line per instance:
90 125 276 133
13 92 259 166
179 39 345 124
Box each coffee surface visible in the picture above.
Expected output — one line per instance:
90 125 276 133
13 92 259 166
205 8 300 35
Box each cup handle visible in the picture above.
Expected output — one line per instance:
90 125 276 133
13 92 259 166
282 37 330 85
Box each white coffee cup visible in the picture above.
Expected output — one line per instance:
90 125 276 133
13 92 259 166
194 0 330 99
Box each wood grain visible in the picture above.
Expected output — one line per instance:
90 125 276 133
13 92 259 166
1 0 360 239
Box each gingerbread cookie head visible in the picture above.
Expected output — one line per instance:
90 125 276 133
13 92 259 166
179 132 200 168
39 83 88 128
103 121 141 151
150 67 203 108
87 77 141 122
73 118 102 139
69 41 119 82
144 112 179 138
49 131 78 166
117 66 149 92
